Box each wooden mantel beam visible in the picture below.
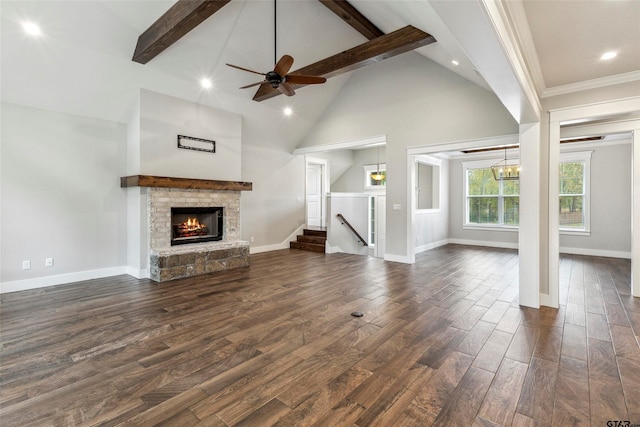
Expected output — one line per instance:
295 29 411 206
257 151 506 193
318 0 384 40
121 175 252 191
253 25 436 102
132 0 231 64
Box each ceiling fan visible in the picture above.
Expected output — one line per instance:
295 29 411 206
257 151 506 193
225 0 326 97
226 55 326 97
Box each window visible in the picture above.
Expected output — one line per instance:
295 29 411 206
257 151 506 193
363 164 386 189
462 151 591 233
558 151 591 233
464 159 519 227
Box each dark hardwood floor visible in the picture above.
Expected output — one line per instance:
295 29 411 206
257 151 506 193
1 245 638 426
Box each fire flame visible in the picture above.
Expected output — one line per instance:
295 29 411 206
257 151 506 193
173 217 209 239
184 217 205 231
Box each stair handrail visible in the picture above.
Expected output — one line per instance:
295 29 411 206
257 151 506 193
336 213 368 246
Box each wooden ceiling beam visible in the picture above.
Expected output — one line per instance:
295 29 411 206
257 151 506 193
318 0 384 40
132 0 231 64
253 25 436 102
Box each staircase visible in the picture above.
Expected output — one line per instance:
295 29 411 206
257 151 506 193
290 227 326 253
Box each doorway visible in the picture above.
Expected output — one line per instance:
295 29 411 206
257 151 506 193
549 100 640 302
305 157 328 228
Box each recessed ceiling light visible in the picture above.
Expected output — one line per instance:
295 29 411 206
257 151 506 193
200 78 212 89
22 21 42 37
600 51 617 61
451 60 459 66
283 107 293 116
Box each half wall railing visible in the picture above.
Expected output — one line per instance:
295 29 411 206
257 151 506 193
336 213 368 246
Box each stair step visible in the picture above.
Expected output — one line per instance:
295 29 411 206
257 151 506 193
297 235 326 244
290 241 325 253
303 228 327 238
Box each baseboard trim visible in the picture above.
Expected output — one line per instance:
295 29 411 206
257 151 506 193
448 238 519 250
126 267 150 280
415 239 450 254
384 253 413 264
559 246 631 259
250 225 306 254
539 293 558 308
1 266 131 294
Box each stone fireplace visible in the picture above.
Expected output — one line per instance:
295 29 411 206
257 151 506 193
121 175 252 282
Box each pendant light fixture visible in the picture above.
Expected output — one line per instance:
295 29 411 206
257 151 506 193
371 145 384 181
491 147 520 181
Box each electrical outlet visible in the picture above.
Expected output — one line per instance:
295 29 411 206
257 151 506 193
45 257 54 267
22 260 31 270
250 236 255 243
393 204 402 210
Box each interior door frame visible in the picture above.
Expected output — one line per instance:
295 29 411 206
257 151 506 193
305 156 329 228
548 97 640 303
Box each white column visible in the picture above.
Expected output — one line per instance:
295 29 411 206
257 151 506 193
633 130 640 297
519 122 542 308
547 118 560 308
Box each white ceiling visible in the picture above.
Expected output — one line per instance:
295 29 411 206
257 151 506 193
508 0 640 97
1 0 639 128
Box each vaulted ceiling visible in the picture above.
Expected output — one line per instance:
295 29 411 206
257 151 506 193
2 0 638 134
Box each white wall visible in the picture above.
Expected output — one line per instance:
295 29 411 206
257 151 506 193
300 53 518 261
331 147 386 193
310 150 354 187
241 144 306 250
1 103 128 290
560 143 631 256
137 89 242 181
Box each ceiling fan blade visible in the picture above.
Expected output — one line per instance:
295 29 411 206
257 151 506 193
239 81 266 89
226 63 265 76
285 74 327 85
273 55 294 76
278 82 296 97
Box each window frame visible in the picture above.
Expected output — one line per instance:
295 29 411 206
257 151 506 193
558 150 592 235
462 158 519 230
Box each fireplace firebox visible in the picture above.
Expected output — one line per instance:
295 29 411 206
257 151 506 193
171 207 223 246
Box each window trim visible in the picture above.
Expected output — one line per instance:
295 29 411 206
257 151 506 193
558 150 592 234
462 158 518 229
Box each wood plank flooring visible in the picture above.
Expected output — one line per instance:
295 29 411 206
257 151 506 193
1 245 638 426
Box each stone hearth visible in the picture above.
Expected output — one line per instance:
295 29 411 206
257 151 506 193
150 241 249 282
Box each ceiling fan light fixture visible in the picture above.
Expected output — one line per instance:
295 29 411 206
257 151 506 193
226 0 326 98
200 78 213 89
283 107 292 116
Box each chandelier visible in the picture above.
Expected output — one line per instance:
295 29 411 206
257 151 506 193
371 145 384 181
491 147 520 181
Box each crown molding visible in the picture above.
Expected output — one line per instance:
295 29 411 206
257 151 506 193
542 70 640 98
501 0 546 99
